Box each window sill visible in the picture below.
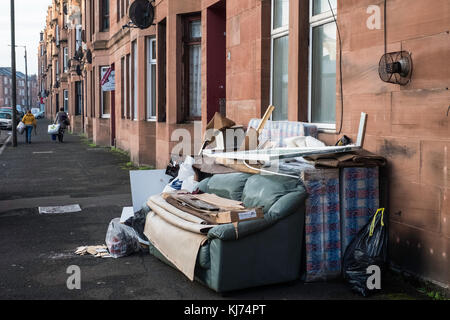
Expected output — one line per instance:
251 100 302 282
101 114 111 119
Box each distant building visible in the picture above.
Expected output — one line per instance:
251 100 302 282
0 67 38 110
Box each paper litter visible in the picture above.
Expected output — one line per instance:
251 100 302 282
75 245 112 258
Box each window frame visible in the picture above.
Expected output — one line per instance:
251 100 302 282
270 0 290 121
132 41 138 121
146 37 157 121
308 0 337 130
100 65 111 118
55 58 60 77
75 81 83 116
126 53 131 119
55 25 60 46
75 25 83 52
63 89 69 112
117 0 121 22
121 56 125 119
100 0 110 32
63 47 69 73
182 15 202 122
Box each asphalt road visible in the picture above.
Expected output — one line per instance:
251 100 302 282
0 119 428 301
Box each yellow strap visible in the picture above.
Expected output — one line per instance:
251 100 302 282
369 208 385 237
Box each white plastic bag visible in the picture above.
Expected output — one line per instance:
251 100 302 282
181 175 199 193
48 123 60 135
105 218 141 258
163 156 198 193
17 121 25 134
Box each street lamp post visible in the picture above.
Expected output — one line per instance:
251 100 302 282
23 46 29 110
10 0 17 147
9 45 29 111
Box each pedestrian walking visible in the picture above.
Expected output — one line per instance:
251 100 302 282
55 108 70 143
21 110 36 144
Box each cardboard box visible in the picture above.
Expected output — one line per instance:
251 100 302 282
214 208 264 224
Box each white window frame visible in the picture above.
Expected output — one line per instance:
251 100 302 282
100 65 111 118
55 25 60 46
63 47 69 73
63 89 69 112
146 37 157 121
128 54 132 119
270 0 289 121
308 0 337 130
75 25 82 51
132 41 138 121
122 56 127 119
56 59 60 77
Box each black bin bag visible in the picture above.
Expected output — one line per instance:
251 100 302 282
342 208 388 297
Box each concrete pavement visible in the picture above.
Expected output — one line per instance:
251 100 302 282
0 119 429 300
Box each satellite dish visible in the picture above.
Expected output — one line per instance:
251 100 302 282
128 0 154 29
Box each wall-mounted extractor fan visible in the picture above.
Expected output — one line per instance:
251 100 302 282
378 1 413 85
378 51 413 85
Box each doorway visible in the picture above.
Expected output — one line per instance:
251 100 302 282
206 0 226 122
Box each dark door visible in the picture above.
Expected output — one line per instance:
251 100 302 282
206 0 226 122
55 93 59 114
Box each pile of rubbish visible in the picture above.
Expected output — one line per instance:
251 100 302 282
74 107 388 297
75 208 152 259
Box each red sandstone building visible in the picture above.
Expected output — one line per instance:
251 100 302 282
38 0 450 287
0 68 38 110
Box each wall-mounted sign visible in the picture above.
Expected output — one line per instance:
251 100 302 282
101 66 115 91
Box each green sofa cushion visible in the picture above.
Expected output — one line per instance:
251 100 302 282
208 187 307 242
208 218 272 241
201 173 252 201
242 175 305 214
197 243 211 269
266 190 306 222
197 177 211 193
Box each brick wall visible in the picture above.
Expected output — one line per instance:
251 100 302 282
223 0 450 286
329 0 450 285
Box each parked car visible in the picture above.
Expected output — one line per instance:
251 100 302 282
0 107 23 120
34 111 45 119
31 108 45 119
0 108 20 123
0 112 13 130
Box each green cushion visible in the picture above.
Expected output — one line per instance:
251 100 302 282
203 173 252 201
197 177 211 193
242 175 304 214
266 191 306 222
197 243 211 269
208 217 273 241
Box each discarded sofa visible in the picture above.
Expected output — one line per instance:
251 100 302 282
144 172 307 293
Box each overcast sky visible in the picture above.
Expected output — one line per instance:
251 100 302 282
0 0 52 76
